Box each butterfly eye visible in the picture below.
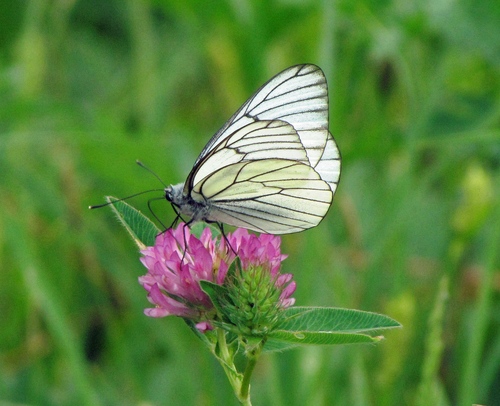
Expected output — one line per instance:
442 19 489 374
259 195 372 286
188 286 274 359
164 186 173 202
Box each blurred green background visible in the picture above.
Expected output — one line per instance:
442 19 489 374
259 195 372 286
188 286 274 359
1 0 499 405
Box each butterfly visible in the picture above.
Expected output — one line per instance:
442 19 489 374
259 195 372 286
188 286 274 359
166 64 341 234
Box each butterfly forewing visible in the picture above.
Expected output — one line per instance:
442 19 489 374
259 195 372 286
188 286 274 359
193 64 341 194
188 120 310 190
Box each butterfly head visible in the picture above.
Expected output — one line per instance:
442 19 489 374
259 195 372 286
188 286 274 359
165 183 184 206
165 182 211 223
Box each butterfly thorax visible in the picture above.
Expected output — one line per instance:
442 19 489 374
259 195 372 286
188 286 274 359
165 183 210 222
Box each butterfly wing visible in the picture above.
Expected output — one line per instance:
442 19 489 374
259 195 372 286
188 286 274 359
186 120 310 189
195 159 332 234
194 64 341 194
186 120 333 234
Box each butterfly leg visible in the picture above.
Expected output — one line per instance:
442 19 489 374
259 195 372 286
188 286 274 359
168 204 183 230
216 222 237 255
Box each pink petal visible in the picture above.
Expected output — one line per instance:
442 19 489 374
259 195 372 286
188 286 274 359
195 321 214 333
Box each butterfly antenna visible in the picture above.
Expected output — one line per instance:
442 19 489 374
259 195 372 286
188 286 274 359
89 189 164 209
136 160 168 187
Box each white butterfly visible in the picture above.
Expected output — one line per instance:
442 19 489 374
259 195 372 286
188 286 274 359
166 64 341 234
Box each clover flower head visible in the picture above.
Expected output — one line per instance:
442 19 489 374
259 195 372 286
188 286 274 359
138 223 295 333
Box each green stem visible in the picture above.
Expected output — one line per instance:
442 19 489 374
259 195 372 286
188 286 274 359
239 339 265 404
240 356 257 401
214 328 246 403
217 327 232 363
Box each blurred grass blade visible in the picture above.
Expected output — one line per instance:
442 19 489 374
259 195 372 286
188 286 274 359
416 276 449 406
7 215 100 406
458 202 500 406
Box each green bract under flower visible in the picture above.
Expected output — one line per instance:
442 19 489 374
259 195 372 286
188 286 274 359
222 264 291 336
138 223 296 333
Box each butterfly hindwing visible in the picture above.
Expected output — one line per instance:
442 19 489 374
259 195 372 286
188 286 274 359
197 159 332 234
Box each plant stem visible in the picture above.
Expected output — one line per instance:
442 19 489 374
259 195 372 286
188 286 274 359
239 339 265 404
240 357 257 401
214 328 248 404
217 327 232 362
